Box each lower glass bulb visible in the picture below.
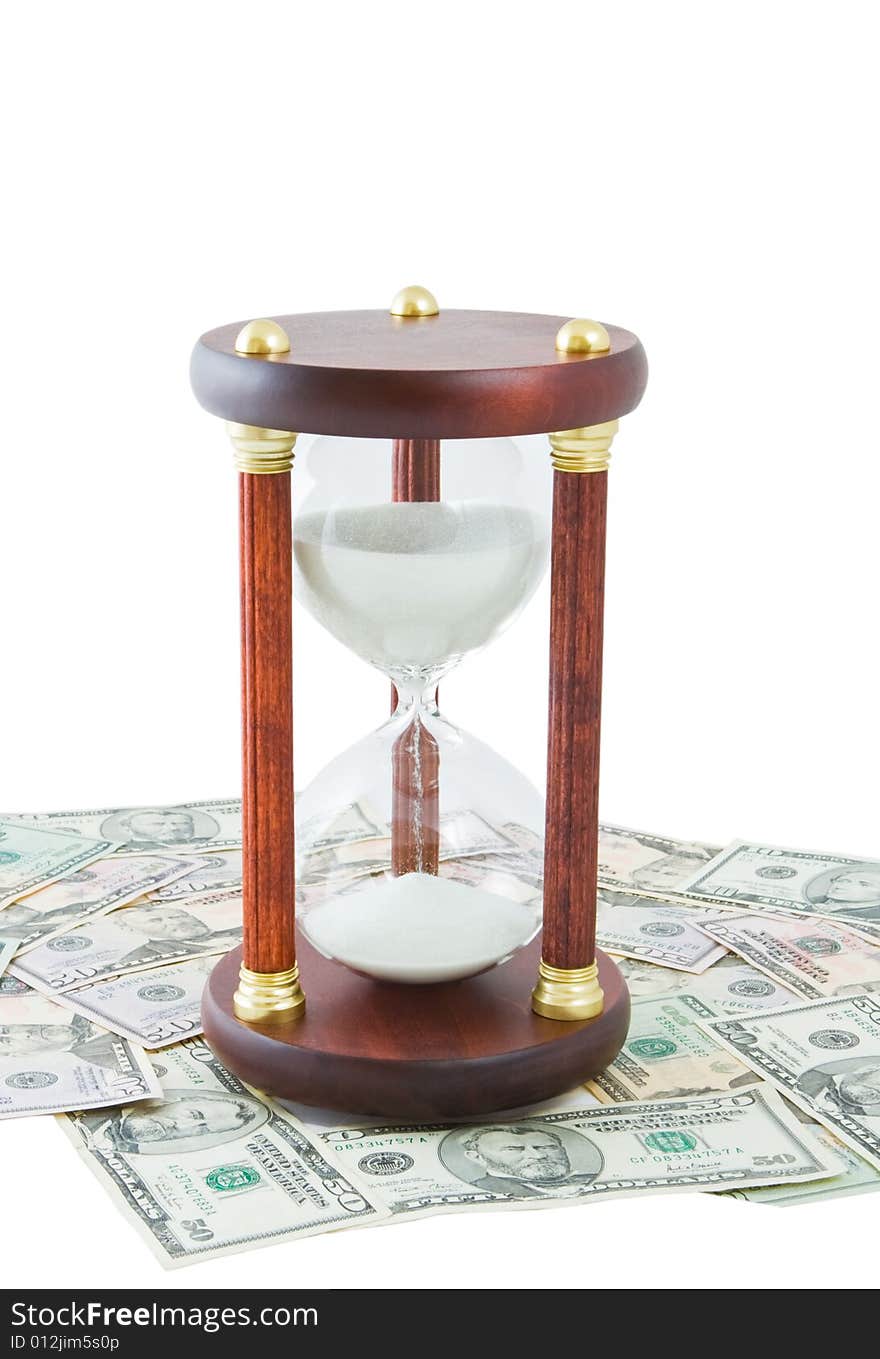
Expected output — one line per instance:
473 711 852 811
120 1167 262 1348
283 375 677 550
295 702 544 984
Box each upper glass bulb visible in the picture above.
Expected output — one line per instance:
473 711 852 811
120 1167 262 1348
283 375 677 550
293 435 549 689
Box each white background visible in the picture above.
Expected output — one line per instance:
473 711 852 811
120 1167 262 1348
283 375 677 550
1 1 877 1291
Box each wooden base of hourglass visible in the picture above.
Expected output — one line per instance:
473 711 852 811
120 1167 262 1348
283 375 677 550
201 938 629 1119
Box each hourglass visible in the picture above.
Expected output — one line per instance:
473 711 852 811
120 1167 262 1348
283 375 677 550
194 291 647 1118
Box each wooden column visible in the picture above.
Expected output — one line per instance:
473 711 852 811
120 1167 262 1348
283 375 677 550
532 420 618 1020
392 438 440 503
391 715 440 875
542 469 606 967
390 438 441 875
239 471 296 975
227 394 304 1024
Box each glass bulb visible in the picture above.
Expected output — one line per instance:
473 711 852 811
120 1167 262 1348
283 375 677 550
294 435 549 688
293 434 550 984
296 701 545 982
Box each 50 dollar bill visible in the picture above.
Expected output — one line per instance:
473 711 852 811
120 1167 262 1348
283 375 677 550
59 1040 382 1266
0 984 162 1119
698 992 880 1170
5 799 242 858
43 956 215 1049
311 1087 833 1216
0 821 112 909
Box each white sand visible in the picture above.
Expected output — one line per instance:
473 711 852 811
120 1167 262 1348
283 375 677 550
293 501 548 674
301 871 541 983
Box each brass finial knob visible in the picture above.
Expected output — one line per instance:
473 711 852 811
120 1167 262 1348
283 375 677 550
234 318 291 356
555 318 611 355
390 285 440 318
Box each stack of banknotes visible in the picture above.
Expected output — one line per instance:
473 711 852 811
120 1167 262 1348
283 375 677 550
1 800 879 1267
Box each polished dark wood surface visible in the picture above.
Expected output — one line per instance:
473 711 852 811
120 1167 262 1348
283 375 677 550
191 310 647 439
239 472 295 974
202 938 629 1118
541 470 607 970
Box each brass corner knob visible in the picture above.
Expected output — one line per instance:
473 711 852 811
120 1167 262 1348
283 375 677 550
390 285 440 318
234 318 291 356
555 318 611 355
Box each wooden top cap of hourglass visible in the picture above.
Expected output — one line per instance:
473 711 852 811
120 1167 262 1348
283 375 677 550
190 304 647 440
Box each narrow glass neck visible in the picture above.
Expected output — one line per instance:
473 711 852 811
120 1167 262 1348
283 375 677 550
393 680 440 717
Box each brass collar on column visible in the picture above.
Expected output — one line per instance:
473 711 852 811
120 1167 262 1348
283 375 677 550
549 421 618 474
234 964 305 1024
531 959 604 1020
227 423 298 474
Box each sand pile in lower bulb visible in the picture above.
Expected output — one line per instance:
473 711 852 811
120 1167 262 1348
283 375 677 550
302 871 540 983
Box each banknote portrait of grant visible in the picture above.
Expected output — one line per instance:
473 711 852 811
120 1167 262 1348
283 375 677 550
439 1122 604 1199
796 1057 880 1119
81 1088 270 1155
99 807 220 852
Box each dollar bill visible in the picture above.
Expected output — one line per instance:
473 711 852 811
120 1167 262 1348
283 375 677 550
596 890 728 972
146 851 243 903
499 822 544 860
441 851 544 892
12 890 242 994
844 919 880 946
614 954 801 1014
297 838 398 892
587 993 761 1103
0 820 113 910
0 973 29 998
298 801 516 857
4 798 242 858
727 1112 880 1207
0 854 196 956
0 984 161 1119
697 913 880 1001
698 993 880 1169
439 810 517 857
280 1083 605 1132
598 823 722 901
297 801 386 851
44 957 216 1049
58 1039 383 1267
297 812 525 902
311 1087 832 1216
681 840 880 928
298 851 543 918
438 855 543 902
0 938 19 978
